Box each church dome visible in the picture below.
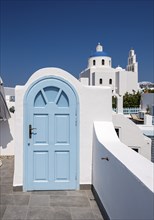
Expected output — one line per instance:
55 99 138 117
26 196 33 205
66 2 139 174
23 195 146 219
90 43 109 57
90 51 108 57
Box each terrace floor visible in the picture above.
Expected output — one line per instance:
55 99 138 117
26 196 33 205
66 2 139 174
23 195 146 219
0 157 104 220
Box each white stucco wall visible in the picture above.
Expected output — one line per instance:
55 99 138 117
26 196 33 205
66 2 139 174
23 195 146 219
93 121 154 220
116 71 127 95
126 71 138 93
112 114 151 160
13 67 112 187
115 70 138 95
91 68 115 90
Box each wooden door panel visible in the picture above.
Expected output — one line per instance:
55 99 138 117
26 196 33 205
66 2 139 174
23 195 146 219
33 151 49 181
54 151 70 181
55 114 70 144
33 114 49 145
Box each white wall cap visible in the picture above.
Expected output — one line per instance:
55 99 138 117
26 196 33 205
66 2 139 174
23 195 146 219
80 67 89 74
89 66 115 72
116 65 123 70
25 68 80 88
84 85 111 90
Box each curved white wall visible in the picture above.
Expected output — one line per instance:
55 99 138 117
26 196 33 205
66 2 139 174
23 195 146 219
93 121 154 220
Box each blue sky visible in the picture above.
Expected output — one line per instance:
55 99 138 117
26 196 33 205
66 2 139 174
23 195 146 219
1 0 154 87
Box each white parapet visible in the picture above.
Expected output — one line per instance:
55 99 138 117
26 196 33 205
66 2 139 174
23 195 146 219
93 121 154 220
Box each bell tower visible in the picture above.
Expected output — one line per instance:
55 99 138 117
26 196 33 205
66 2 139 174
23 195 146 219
126 49 138 73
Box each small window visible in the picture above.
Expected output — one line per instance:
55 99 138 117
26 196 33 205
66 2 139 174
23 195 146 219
102 59 105 65
129 58 131 65
93 60 96 65
115 128 119 137
132 148 139 153
109 79 112 85
99 78 103 84
109 60 111 66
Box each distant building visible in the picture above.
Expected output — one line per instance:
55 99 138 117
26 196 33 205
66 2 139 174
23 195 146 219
139 81 154 89
80 43 138 96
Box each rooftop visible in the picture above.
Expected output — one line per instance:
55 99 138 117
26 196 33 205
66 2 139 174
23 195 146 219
0 156 104 220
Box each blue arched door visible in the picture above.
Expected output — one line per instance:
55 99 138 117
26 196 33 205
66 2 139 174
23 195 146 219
24 78 78 190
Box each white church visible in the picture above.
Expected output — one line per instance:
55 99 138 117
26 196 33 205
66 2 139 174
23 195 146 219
80 43 138 96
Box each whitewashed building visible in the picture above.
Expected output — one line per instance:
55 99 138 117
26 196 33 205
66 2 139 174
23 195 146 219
80 43 138 96
0 68 153 220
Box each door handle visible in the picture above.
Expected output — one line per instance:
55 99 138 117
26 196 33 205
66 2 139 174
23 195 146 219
29 124 36 139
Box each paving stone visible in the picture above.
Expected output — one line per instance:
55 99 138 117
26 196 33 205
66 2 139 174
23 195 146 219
0 184 13 194
94 218 105 220
13 194 30 205
89 199 104 220
89 198 98 209
0 169 14 178
92 207 104 220
26 206 55 219
70 207 95 219
0 176 13 184
0 205 6 219
29 195 50 206
0 194 14 205
50 195 90 207
2 205 28 220
85 190 95 200
12 191 31 195
27 207 72 220
0 162 14 171
32 190 67 196
67 190 87 197
53 207 72 219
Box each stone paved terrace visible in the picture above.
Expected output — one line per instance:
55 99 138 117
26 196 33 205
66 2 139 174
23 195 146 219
0 157 104 220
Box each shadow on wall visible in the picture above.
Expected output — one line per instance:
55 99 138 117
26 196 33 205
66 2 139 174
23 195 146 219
0 120 13 149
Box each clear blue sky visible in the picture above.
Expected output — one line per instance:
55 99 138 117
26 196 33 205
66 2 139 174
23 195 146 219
1 0 154 87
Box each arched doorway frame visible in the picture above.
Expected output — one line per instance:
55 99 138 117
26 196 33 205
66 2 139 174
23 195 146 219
23 76 80 191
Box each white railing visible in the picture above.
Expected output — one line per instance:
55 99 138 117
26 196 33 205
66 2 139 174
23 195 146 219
113 107 141 114
93 121 154 220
